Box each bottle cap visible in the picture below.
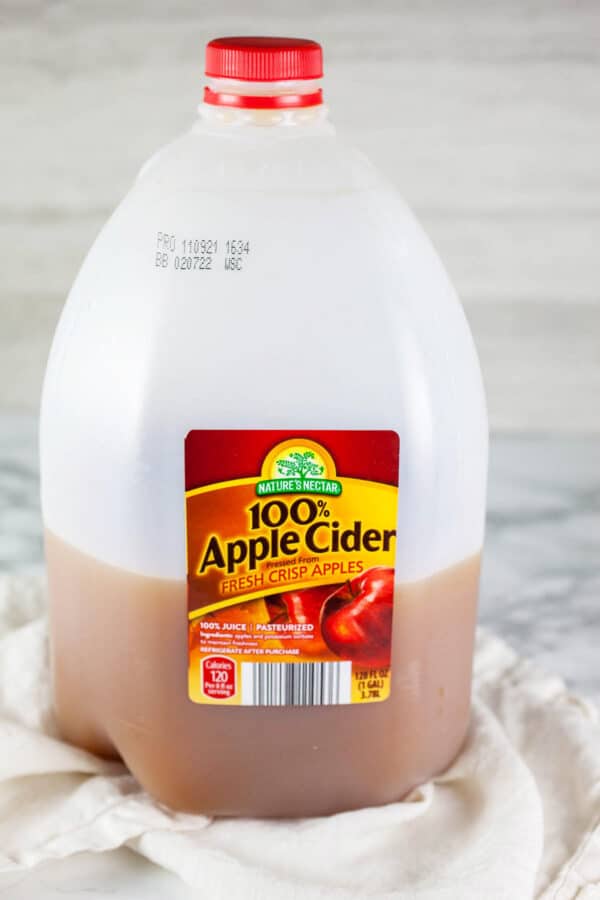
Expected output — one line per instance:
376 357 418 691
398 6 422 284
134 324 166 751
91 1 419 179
205 36 323 82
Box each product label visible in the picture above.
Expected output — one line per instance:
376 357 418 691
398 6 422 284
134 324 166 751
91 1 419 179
185 430 399 706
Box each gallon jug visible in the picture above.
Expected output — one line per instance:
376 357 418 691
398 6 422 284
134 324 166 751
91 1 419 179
40 36 488 817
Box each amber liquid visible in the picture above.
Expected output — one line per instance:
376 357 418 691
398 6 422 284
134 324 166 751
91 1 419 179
46 530 480 818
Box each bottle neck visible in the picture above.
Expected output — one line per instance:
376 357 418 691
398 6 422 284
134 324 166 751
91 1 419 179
198 77 329 130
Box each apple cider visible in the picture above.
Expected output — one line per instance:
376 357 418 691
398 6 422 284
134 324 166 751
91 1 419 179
41 37 488 817
47 530 480 816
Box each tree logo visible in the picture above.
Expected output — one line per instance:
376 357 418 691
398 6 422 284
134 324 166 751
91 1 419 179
256 439 342 497
275 450 324 480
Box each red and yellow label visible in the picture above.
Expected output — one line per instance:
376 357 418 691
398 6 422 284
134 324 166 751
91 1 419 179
185 430 399 706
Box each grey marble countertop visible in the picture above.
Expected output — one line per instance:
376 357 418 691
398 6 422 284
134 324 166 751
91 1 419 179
0 412 598 897
1 412 598 702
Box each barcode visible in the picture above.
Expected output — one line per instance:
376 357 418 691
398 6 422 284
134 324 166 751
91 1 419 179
241 661 352 706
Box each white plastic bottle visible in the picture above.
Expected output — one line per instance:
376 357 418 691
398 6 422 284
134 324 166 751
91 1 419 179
41 37 488 817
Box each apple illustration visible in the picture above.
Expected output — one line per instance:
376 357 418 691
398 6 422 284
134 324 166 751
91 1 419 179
188 619 202 653
320 567 394 667
267 583 342 656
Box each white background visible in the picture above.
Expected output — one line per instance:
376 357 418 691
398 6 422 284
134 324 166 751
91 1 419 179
1 0 599 431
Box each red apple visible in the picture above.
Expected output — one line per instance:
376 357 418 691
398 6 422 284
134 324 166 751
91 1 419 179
320 567 394 667
267 584 342 656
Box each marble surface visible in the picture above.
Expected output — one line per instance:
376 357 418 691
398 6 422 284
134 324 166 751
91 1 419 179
0 412 598 896
2 1 600 430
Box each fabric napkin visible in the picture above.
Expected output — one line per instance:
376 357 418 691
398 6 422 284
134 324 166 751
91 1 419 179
0 573 599 899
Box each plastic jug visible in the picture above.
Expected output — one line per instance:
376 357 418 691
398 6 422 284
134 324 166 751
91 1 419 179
40 37 488 817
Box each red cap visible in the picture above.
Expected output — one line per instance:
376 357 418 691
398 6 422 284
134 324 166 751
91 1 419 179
205 36 323 83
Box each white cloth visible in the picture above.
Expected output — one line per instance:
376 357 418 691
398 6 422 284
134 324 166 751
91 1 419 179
0 574 599 900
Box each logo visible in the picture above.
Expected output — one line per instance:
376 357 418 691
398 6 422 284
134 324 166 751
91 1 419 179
256 438 343 497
